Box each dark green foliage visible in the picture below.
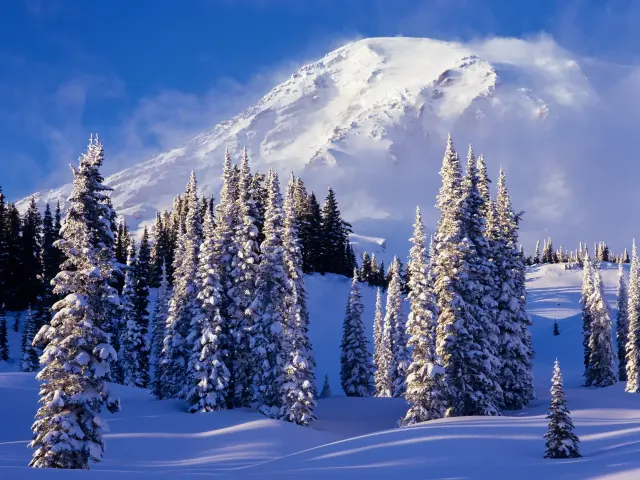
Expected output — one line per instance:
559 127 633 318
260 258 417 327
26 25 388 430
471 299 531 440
0 305 8 361
319 187 352 276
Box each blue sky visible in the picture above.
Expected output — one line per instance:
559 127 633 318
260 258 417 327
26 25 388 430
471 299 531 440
1 0 638 200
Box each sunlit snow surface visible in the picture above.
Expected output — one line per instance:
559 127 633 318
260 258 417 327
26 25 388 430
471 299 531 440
1 264 639 479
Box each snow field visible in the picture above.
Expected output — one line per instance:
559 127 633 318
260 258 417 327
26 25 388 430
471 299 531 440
1 263 640 478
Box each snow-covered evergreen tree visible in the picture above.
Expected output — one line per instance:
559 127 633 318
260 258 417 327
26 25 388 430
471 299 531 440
581 254 595 384
341 270 374 397
495 168 534 410
402 207 446 425
0 305 8 362
376 295 394 398
585 267 616 387
386 256 410 398
462 146 502 410
544 360 581 459
254 170 288 416
626 239 640 392
616 262 629 381
21 307 39 372
372 288 386 393
159 172 202 399
186 207 231 412
280 174 316 426
433 134 500 417
29 137 120 469
120 242 151 388
228 148 261 408
151 264 171 398
211 150 240 407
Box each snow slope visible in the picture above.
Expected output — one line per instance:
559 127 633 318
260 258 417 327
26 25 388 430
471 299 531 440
18 36 595 253
2 263 640 478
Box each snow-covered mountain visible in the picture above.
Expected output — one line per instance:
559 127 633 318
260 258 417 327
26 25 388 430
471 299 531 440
21 36 596 253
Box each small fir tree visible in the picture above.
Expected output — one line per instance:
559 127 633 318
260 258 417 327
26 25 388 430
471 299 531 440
319 374 332 398
21 307 40 372
544 360 581 459
13 311 21 332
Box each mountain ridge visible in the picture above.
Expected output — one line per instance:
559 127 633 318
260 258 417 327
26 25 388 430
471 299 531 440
19 36 595 254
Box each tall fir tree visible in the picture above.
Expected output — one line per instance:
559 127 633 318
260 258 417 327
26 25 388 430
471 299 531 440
21 197 43 308
585 267 617 387
544 360 581 459
251 171 268 246
120 241 151 388
41 203 59 294
0 188 7 308
304 192 323 273
212 150 240 407
372 288 386 394
320 187 350 276
340 270 374 397
402 207 446 424
626 239 640 392
186 207 231 412
581 254 595 384
4 203 23 309
376 294 394 398
151 264 171 399
280 174 316 426
160 172 202 399
149 213 165 287
495 168 534 409
228 148 261 408
386 256 410 398
29 135 120 469
433 134 500 417
616 261 629 381
254 170 288 416
461 146 502 410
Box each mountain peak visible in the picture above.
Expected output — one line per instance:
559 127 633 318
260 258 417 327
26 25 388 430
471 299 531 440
21 36 594 253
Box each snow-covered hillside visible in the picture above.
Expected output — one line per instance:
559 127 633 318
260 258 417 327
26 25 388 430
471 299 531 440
2 263 640 478
19 36 595 253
